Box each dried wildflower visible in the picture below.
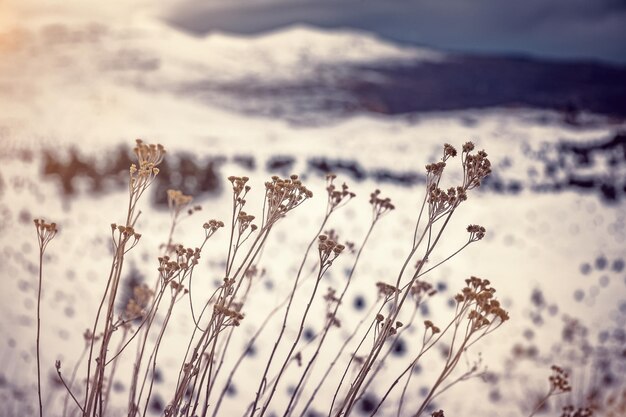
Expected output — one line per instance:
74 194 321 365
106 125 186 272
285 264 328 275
203 219 225 238
83 329 100 344
427 185 467 216
323 287 340 304
453 277 509 331
167 189 194 219
169 280 188 295
129 140 165 195
34 218 58 250
424 320 441 334
318 234 345 266
410 280 437 301
425 161 447 178
561 405 593 417
467 224 486 241
443 143 457 159
376 281 399 297
264 174 312 224
228 176 251 205
549 365 572 393
327 313 341 328
134 139 165 167
244 265 264 280
462 144 491 190
213 303 244 326
125 283 154 319
236 211 256 234
463 141 475 152
293 352 302 367
369 189 395 221
326 174 355 212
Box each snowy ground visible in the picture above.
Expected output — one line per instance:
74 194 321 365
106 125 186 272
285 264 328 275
1 9 625 417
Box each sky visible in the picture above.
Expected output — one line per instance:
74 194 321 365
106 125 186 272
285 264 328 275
1 0 625 64
165 0 626 63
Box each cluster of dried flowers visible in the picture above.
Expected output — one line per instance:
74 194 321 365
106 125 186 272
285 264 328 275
30 139 568 417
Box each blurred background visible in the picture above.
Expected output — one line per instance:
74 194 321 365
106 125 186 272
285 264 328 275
1 1 625 416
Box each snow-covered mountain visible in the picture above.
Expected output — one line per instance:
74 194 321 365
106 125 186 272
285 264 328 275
3 17 624 130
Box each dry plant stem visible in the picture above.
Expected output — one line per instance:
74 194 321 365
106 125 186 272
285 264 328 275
395 331 480 416
414 304 504 416
102 326 129 417
194 232 271 417
371 306 467 416
34 219 57 417
414 342 468 416
283 221 377 417
132 237 209 415
528 388 561 417
211 269 316 417
528 392 552 417
357 302 419 405
396 364 414 417
112 213 179 369
299 300 379 417
36 249 44 417
57 365 85 414
206 275 255 400
95 250 129 417
140 292 178 417
168 229 269 416
428 364 484 404
249 214 331 417
242 332 323 416
128 289 167 414
85 140 164 417
85 228 139 416
63 345 88 417
257 226 342 416
329 299 388 417
258 262 332 417
341 211 456 417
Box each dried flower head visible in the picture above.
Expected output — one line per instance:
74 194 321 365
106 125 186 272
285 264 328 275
462 144 491 190
134 139 165 167
125 283 154 319
369 189 394 221
561 405 593 417
318 234 345 266
237 211 256 234
264 174 313 224
34 218 58 250
467 224 486 241
167 189 194 219
424 320 441 334
326 174 355 212
549 365 572 393
410 280 437 302
443 143 457 159
213 303 245 327
228 176 251 202
203 219 225 238
455 277 509 330
376 281 399 297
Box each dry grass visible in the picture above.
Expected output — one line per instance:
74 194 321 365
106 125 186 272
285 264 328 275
28 139 615 417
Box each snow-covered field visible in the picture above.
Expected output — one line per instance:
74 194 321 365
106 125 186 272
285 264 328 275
1 7 625 417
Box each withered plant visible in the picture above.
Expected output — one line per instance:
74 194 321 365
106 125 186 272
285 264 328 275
32 140 515 417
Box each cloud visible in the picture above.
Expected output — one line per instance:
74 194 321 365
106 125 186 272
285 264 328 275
166 0 626 63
